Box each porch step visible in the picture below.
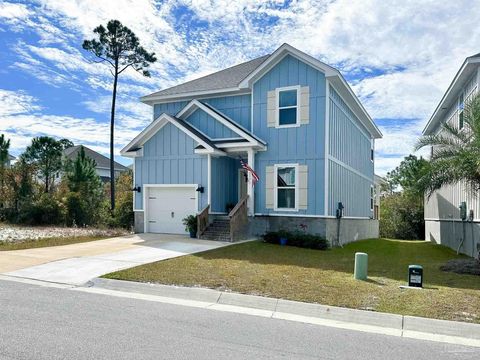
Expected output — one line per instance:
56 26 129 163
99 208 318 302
201 219 231 242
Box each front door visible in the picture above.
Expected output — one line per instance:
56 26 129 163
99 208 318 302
238 169 248 201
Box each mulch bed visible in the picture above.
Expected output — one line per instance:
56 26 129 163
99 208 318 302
440 259 480 276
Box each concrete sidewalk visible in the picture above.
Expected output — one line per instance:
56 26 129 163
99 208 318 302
2 234 230 285
81 277 480 348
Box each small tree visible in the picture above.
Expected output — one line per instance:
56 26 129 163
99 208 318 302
64 146 104 226
0 134 11 206
23 136 70 193
4 158 35 213
82 19 156 211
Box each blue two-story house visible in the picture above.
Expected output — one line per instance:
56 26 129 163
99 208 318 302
121 44 382 244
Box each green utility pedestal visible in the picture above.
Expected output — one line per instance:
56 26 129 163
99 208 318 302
354 252 368 280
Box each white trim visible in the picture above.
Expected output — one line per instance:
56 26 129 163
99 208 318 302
240 44 337 87
143 184 199 233
275 85 301 128
207 154 212 210
133 209 144 212
425 217 480 223
324 80 330 216
121 113 223 156
370 138 374 163
254 213 371 220
250 91 254 132
273 163 299 212
141 88 251 105
247 149 255 216
132 159 139 211
328 156 374 182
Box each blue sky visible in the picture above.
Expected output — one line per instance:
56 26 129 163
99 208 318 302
1 0 480 175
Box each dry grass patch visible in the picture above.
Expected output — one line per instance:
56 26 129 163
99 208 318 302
105 239 480 323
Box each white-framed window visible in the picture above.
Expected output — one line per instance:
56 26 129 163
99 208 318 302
370 185 374 211
274 164 298 211
276 86 300 128
459 92 464 130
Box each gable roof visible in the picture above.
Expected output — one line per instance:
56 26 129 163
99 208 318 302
120 113 225 157
7 153 15 161
64 145 129 171
423 53 480 135
176 99 266 147
141 55 270 104
141 43 382 139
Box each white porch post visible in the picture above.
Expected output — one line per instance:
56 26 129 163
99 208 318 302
207 154 212 212
247 149 255 216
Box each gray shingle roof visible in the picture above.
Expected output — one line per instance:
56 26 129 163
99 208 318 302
143 55 270 99
64 146 129 171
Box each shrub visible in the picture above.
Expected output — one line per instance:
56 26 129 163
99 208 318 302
263 231 329 250
65 192 88 226
113 195 134 229
20 193 66 225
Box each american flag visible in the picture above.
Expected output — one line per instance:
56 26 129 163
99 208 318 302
240 158 259 186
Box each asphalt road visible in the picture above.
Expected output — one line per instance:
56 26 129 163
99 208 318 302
0 280 478 359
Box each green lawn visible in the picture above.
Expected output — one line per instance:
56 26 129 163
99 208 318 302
104 239 480 323
0 235 113 251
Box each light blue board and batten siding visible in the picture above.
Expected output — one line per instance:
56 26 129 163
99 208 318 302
185 109 238 139
134 122 208 210
328 87 374 217
252 54 327 216
210 156 240 213
153 95 251 130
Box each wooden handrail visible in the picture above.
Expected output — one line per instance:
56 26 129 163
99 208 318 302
228 195 248 218
229 195 249 242
197 204 210 238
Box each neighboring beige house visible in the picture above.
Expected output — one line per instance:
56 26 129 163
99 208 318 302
64 146 129 182
422 53 480 258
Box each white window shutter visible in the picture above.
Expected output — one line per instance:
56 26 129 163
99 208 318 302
265 165 274 209
299 86 310 125
267 90 276 127
298 165 308 210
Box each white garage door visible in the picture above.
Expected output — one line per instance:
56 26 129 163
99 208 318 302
146 186 197 234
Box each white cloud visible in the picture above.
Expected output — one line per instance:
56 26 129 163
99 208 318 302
3 0 480 172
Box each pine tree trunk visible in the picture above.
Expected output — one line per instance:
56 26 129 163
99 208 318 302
110 67 119 212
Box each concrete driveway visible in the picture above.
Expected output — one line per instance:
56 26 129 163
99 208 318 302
1 234 229 285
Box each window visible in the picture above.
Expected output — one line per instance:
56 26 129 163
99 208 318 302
276 165 297 210
459 93 464 130
278 87 299 126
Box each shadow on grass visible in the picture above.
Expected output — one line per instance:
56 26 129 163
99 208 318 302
173 238 480 291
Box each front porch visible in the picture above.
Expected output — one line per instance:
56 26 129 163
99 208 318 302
198 149 255 242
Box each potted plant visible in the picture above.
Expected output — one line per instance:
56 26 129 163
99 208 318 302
278 229 289 246
182 215 198 238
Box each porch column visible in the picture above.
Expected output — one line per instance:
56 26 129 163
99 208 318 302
207 154 211 212
247 149 255 216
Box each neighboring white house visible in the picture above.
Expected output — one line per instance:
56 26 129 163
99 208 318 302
63 146 129 182
422 52 480 258
4 153 15 168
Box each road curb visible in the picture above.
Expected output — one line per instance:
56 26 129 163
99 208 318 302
90 278 480 346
